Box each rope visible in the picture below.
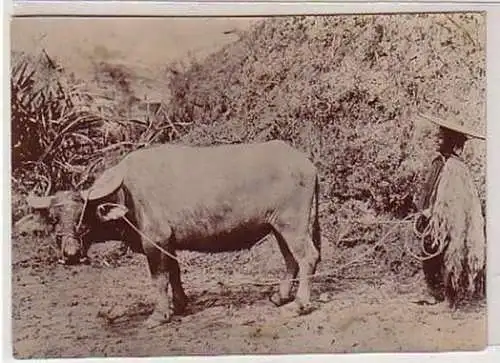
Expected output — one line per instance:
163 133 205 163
95 202 184 265
337 213 446 263
189 213 417 289
407 162 449 262
121 216 184 265
76 194 89 232
125 211 418 288
408 212 448 262
91 202 444 288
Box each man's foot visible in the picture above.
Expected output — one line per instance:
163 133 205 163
412 288 445 306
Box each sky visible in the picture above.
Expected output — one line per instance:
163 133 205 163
11 17 260 98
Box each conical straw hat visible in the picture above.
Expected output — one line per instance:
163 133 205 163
417 113 486 140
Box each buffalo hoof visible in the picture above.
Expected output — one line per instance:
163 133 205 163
173 300 187 315
172 292 188 314
280 301 316 318
144 311 171 329
58 256 90 266
296 302 316 316
269 292 293 307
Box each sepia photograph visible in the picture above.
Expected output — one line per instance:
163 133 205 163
10 13 487 358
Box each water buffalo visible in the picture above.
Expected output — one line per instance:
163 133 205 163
27 140 321 328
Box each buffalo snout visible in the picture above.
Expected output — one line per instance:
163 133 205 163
59 236 84 265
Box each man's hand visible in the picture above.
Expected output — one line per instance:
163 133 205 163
414 209 431 236
421 208 431 218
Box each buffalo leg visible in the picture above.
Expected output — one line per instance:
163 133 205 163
165 250 188 314
144 245 172 329
294 237 320 310
270 228 299 306
275 225 319 314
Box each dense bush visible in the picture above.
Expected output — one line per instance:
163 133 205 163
166 13 486 219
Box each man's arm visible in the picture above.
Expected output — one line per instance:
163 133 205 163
414 155 445 212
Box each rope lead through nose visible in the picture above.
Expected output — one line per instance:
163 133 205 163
97 202 183 265
121 216 183 264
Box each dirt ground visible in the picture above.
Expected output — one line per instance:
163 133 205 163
11 233 486 359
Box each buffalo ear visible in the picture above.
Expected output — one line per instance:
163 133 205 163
14 213 52 236
81 165 124 201
96 203 129 222
26 195 57 210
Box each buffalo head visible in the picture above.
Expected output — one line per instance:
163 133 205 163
26 165 126 265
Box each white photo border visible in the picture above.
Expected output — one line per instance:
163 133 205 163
2 1 500 362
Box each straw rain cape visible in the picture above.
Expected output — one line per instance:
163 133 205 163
427 155 486 306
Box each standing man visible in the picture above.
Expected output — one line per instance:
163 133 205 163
413 113 486 307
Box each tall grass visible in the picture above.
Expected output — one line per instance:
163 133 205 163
10 50 192 223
